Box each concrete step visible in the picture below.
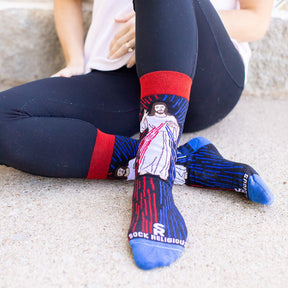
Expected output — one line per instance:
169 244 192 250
0 1 92 88
0 1 287 97
247 15 288 98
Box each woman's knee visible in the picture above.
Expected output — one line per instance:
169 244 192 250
184 81 243 132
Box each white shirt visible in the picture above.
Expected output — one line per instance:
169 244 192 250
84 0 251 76
210 0 238 10
84 1 134 72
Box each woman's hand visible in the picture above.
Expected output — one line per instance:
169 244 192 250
53 0 85 76
109 11 136 68
51 63 85 78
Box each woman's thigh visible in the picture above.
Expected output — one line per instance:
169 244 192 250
0 67 141 137
0 1 245 138
184 0 245 132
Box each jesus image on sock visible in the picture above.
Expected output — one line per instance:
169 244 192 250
137 102 180 180
115 166 130 179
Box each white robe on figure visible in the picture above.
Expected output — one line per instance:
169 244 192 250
128 159 188 185
137 114 179 180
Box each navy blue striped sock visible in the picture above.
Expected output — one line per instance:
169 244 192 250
176 137 274 205
87 131 273 206
128 71 192 270
107 135 139 179
87 130 138 180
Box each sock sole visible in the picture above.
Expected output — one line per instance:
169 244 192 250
129 238 184 270
248 174 274 205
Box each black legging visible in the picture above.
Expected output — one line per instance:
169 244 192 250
0 0 244 177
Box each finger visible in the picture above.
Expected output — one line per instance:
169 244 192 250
110 34 135 59
112 28 135 52
51 69 69 78
127 54 136 68
109 24 133 55
113 22 130 41
110 40 135 60
60 68 73 78
110 45 129 60
128 38 136 51
110 19 135 55
114 11 135 23
61 68 73 77
51 73 60 78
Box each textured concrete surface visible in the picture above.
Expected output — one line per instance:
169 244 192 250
1 1 288 287
0 1 92 87
246 17 288 97
0 94 287 288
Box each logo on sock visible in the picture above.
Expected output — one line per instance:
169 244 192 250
234 173 249 195
128 222 185 247
153 223 165 237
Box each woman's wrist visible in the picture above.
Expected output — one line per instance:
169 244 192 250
67 59 85 69
66 53 85 69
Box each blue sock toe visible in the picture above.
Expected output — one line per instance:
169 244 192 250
248 174 274 205
129 239 184 270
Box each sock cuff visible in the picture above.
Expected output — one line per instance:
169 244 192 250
87 130 115 179
140 71 192 101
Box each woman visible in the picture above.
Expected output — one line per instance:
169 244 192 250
0 0 274 270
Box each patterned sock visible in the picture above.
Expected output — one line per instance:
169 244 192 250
128 71 192 270
111 136 273 205
176 137 274 205
87 129 138 180
90 131 273 206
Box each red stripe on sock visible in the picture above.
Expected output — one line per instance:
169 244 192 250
143 177 146 198
147 189 153 234
140 71 192 101
142 211 145 232
144 198 148 216
132 203 140 232
150 178 155 191
135 181 139 201
87 130 115 179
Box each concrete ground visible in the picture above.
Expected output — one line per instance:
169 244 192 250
0 90 287 288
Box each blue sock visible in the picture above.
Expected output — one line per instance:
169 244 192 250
128 175 187 270
87 130 139 180
104 135 273 205
176 137 274 205
128 71 192 270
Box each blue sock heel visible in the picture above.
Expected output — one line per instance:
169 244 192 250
186 137 211 152
178 137 211 156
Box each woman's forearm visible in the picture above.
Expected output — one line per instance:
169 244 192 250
217 0 274 42
54 0 84 67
